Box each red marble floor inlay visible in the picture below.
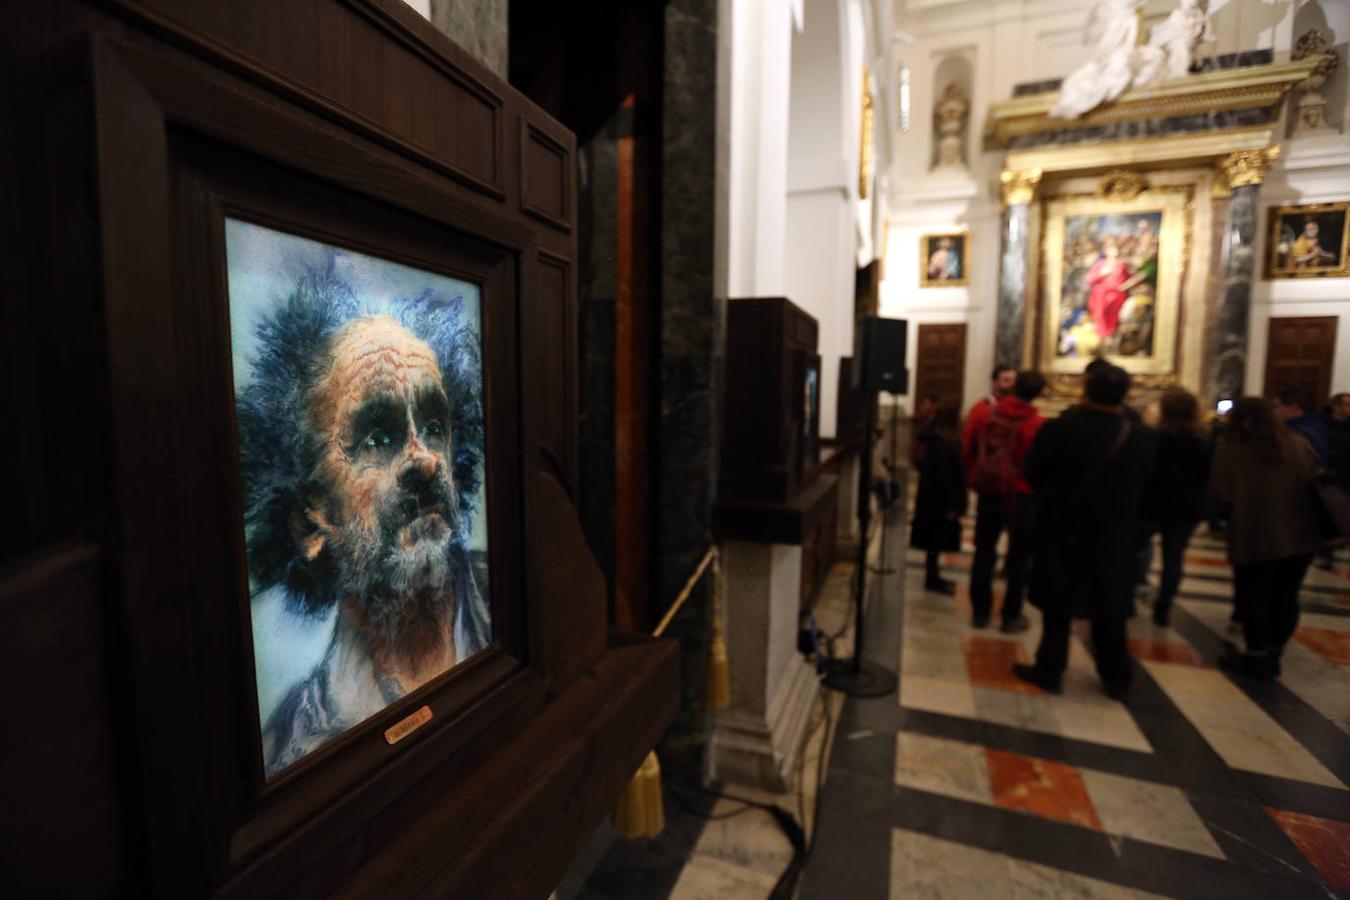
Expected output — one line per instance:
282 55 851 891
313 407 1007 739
1127 638 1209 668
964 635 1036 694
985 749 1102 831
952 584 1004 619
944 553 973 571
1293 628 1350 667
1183 554 1231 569
1268 808 1350 889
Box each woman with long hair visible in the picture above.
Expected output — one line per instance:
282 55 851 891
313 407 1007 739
1137 389 1210 626
1208 397 1323 678
911 398 966 594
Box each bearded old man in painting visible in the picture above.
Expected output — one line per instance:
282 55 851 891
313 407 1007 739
235 252 490 779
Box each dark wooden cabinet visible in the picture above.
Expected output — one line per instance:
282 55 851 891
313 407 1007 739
720 297 822 503
717 297 841 607
3 2 675 896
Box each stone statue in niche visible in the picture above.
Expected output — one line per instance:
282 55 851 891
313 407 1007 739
1292 28 1340 136
933 81 968 170
1052 0 1213 120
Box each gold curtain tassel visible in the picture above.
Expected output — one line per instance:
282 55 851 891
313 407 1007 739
613 750 665 839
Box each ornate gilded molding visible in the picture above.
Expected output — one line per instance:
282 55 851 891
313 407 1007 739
1005 126 1273 177
983 58 1322 149
1096 169 1148 203
1000 168 1042 206
1217 146 1280 189
859 67 874 199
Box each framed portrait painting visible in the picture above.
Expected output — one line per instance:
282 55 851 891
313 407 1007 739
1040 188 1190 376
920 232 969 287
1265 202 1350 279
225 219 492 780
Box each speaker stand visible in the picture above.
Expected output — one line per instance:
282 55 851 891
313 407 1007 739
871 391 897 576
825 389 897 699
821 658 898 697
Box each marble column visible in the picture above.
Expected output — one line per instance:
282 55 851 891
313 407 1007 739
428 0 508 77
1208 147 1280 403
655 0 727 777
995 169 1041 369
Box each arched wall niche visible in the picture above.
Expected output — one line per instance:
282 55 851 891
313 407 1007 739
930 52 973 171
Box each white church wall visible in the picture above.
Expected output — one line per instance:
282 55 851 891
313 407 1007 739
729 0 796 298
1249 136 1350 399
785 0 870 437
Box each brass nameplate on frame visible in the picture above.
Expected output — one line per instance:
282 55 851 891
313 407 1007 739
385 705 434 745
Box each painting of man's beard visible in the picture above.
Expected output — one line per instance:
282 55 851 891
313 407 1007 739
229 217 490 779
326 465 463 642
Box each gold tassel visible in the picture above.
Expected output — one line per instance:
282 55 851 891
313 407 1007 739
706 550 730 710
613 750 665 838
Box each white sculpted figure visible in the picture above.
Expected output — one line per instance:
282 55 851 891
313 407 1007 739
1137 0 1213 85
1050 0 1144 119
1052 0 1213 119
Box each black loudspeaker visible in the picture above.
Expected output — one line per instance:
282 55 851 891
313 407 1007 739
857 316 908 393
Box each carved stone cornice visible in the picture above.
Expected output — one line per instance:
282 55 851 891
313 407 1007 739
1217 146 1281 189
1000 168 1042 206
982 58 1322 149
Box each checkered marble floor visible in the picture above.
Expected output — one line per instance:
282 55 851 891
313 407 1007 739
856 516 1350 898
577 504 1350 899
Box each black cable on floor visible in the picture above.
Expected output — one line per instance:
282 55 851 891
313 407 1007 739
678 505 887 897
662 781 761 822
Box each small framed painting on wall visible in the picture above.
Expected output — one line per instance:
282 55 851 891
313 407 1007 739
920 232 969 287
1266 202 1350 279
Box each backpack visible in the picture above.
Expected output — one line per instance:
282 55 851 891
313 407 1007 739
971 411 1021 497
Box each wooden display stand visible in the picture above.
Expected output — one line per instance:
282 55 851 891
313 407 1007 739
2 2 676 896
709 298 836 789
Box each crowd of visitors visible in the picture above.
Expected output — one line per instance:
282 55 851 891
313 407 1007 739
909 361 1347 697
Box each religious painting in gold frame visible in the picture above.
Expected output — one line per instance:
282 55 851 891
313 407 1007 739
1265 201 1350 279
919 232 969 287
1040 187 1189 376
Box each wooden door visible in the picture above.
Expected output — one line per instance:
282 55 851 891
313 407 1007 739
1263 316 1338 407
914 323 968 406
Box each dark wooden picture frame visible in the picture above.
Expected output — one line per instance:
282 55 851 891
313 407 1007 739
85 33 562 896
4 0 680 893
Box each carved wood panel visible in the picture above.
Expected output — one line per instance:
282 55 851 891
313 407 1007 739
1263 315 1338 407
914 322 968 405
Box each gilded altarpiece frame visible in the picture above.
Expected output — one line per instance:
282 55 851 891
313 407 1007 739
1040 186 1191 377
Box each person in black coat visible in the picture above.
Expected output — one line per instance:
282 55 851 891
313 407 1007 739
910 398 966 594
1137 389 1210 626
1013 362 1157 700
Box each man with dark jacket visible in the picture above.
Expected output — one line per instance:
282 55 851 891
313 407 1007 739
1322 392 1350 481
966 371 1046 632
1273 387 1331 467
1013 362 1157 700
1316 392 1350 569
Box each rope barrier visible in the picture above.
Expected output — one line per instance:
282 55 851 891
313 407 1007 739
613 545 730 838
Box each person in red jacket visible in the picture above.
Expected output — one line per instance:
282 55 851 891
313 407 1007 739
966 370 1047 632
962 365 1017 465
